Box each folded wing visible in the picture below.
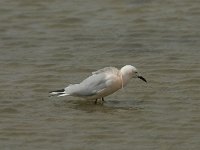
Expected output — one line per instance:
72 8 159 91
92 67 119 75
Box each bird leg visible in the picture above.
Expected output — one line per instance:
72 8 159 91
95 99 98 104
94 98 104 104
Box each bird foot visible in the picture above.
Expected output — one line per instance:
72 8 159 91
94 97 105 104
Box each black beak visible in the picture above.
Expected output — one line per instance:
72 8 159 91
138 76 147 83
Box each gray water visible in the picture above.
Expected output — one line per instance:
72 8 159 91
0 0 200 150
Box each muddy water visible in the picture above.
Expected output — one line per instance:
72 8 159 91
0 0 199 150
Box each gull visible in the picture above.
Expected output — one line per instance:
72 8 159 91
49 65 147 103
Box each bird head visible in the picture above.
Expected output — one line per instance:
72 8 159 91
121 65 147 83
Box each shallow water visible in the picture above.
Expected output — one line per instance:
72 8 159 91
0 0 200 150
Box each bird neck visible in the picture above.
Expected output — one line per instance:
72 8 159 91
120 71 132 88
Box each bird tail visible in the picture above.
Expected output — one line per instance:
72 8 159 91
49 89 69 97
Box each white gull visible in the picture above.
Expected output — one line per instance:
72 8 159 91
49 65 147 103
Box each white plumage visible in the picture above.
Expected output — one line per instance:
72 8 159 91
49 65 146 102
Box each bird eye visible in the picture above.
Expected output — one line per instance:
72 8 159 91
135 72 138 74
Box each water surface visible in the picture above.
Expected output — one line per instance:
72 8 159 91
0 0 199 150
